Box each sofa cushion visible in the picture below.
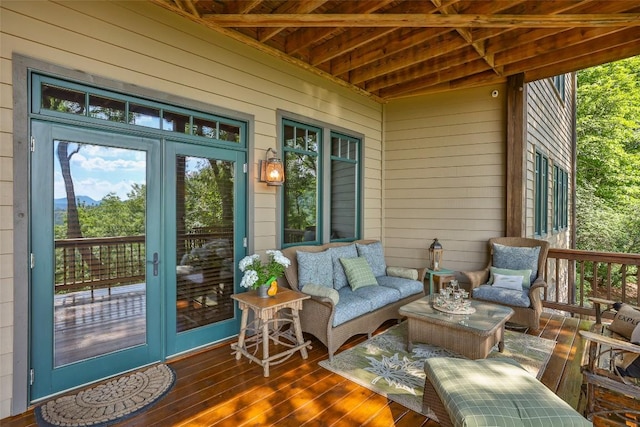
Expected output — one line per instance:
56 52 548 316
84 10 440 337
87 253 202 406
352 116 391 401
472 284 531 308
356 241 387 277
352 283 400 311
296 250 334 289
492 243 540 285
376 275 424 298
328 244 358 290
301 283 340 305
340 257 378 291
333 289 372 327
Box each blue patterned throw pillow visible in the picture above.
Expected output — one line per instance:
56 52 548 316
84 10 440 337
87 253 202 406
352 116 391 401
328 244 358 290
296 250 333 289
356 241 387 277
492 243 540 285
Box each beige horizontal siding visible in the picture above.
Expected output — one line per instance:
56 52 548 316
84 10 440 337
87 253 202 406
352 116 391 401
383 85 506 272
526 76 574 241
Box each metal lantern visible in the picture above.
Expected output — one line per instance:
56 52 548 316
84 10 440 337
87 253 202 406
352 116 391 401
259 148 285 186
429 238 443 271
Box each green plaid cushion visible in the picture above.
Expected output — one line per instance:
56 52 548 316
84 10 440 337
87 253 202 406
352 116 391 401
340 257 378 291
424 357 591 426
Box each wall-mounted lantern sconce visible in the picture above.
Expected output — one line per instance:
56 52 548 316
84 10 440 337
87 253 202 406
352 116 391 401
259 148 285 186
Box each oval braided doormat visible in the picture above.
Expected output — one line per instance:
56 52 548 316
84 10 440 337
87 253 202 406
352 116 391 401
35 364 175 427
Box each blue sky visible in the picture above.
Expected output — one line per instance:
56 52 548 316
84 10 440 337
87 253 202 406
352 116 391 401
54 142 146 201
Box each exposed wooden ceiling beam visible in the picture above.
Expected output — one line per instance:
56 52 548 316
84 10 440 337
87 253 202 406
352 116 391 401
350 32 467 85
329 28 450 76
257 0 328 42
504 26 640 76
388 70 507 100
428 0 526 72
230 0 263 15
364 45 479 92
524 39 640 82
149 0 386 103
310 27 397 66
495 26 628 67
307 0 441 66
201 13 640 28
284 0 395 55
151 0 640 103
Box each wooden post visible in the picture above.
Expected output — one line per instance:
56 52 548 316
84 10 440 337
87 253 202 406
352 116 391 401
506 73 526 237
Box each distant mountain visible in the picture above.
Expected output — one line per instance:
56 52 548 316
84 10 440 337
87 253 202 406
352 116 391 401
54 196 100 210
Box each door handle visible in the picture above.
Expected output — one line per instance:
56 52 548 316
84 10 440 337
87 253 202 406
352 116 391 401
149 252 159 276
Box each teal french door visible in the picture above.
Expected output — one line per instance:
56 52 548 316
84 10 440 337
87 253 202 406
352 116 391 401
30 121 163 400
30 121 245 401
165 142 245 354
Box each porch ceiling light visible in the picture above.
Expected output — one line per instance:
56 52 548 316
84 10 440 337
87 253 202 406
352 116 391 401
259 147 285 186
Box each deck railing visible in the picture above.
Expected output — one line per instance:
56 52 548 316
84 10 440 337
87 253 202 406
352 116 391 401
544 248 640 318
55 229 232 294
55 234 640 317
55 235 146 293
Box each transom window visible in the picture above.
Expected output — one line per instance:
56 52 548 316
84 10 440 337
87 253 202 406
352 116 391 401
281 118 361 246
35 76 244 144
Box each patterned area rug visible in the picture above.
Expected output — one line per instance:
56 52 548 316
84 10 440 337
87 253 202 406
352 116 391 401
318 322 555 418
35 364 175 427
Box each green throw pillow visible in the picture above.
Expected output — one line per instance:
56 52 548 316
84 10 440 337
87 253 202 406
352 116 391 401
340 257 378 291
488 266 532 288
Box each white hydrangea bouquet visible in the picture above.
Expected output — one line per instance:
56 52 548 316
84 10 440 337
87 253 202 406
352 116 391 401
239 249 290 289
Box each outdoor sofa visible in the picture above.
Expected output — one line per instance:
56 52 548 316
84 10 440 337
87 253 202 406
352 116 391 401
281 240 426 360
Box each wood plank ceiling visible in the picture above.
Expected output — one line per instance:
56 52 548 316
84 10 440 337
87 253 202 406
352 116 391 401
151 0 640 102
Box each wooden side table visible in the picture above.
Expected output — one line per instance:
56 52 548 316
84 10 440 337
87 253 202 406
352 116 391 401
425 268 456 295
231 288 311 377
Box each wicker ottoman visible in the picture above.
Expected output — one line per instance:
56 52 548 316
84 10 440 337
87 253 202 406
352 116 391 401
422 357 591 427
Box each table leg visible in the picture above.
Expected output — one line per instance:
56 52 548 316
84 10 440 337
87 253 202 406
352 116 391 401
234 305 249 360
498 325 505 353
291 308 308 359
261 315 270 377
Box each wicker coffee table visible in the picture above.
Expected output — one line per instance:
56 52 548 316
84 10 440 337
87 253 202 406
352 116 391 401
398 296 514 359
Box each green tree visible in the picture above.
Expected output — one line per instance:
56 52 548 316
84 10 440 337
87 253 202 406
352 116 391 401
576 57 640 253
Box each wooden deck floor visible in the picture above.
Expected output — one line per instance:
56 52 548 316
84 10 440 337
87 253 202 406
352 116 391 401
3 311 597 427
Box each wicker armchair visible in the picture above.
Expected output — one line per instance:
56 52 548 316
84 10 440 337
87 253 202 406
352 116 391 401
462 237 549 330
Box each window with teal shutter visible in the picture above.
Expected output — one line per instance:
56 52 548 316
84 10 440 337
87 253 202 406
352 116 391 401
535 151 549 236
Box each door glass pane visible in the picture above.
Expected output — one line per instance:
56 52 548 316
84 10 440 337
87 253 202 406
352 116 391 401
176 156 235 332
53 140 147 367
